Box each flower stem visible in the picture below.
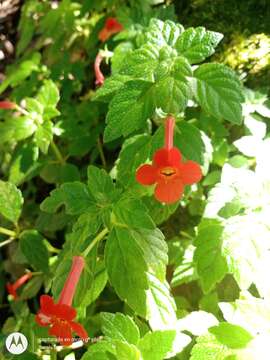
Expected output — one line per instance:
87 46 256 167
94 52 105 86
97 136 107 168
0 226 16 238
82 228 109 258
51 140 65 165
165 115 175 151
58 256 85 306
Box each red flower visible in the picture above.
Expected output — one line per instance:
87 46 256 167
98 17 123 42
36 295 88 346
6 272 32 300
0 100 16 110
94 53 105 86
136 116 202 204
35 256 88 346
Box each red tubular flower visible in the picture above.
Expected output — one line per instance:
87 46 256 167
136 116 202 204
94 53 105 86
0 100 16 110
35 256 88 346
98 17 123 42
6 272 33 300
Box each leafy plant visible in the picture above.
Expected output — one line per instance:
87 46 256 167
0 1 269 359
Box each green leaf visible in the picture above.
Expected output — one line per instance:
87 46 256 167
138 330 191 360
209 323 253 349
19 230 49 272
0 181 23 223
154 57 192 114
37 80 60 108
146 273 177 330
191 334 234 360
9 142 40 185
20 276 43 300
120 44 159 81
94 74 131 102
0 117 36 143
146 19 184 47
81 341 116 360
177 311 218 336
117 134 151 187
0 53 41 94
115 341 141 360
105 226 149 316
113 198 155 230
40 163 80 184
40 182 94 215
34 120 53 154
175 122 205 164
175 27 223 64
104 80 154 142
87 165 121 204
105 214 168 318
73 257 108 308
194 219 228 293
193 64 244 124
72 206 102 241
101 312 140 345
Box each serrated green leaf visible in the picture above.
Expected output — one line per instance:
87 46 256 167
194 219 228 293
101 312 140 345
105 226 149 316
146 19 184 47
209 323 253 349
19 230 49 272
0 117 36 143
34 120 53 154
115 341 141 360
40 182 94 215
37 80 60 108
120 44 159 81
193 63 244 124
138 330 190 360
104 80 154 142
175 27 223 64
153 75 190 114
113 198 155 230
25 98 44 114
81 341 116 360
191 334 234 360
94 75 131 102
146 273 177 330
87 165 121 204
0 181 23 223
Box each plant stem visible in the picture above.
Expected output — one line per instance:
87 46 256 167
0 237 15 248
82 228 109 257
97 136 107 168
51 140 65 165
0 227 16 238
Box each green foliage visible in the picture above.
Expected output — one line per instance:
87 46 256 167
1 1 269 359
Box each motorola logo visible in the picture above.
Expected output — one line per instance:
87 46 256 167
5 332 28 355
